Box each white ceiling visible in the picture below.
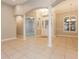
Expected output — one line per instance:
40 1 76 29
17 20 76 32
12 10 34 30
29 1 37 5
1 0 57 6
2 0 77 14
1 0 28 5
54 0 78 13
1 0 66 13
22 0 64 13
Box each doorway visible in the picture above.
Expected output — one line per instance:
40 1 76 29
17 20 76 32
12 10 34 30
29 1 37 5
24 16 36 39
24 8 50 39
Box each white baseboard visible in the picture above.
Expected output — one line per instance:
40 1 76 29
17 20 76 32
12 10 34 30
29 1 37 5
1 37 16 42
56 35 78 37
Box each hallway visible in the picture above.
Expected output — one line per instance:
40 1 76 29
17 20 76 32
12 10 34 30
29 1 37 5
2 36 77 59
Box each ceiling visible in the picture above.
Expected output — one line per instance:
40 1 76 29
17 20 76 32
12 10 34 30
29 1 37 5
1 0 77 14
1 0 28 5
1 0 64 13
54 0 78 13
1 0 57 6
23 0 64 13
4 0 78 14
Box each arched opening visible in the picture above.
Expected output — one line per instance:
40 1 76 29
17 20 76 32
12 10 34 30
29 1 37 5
24 8 50 39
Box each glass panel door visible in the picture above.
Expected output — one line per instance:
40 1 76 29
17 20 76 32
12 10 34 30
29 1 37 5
25 17 35 38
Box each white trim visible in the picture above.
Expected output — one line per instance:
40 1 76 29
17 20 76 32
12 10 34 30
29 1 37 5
56 35 78 37
23 15 26 40
1 37 16 42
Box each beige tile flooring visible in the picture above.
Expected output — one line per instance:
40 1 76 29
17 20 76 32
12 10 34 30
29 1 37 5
1 36 78 59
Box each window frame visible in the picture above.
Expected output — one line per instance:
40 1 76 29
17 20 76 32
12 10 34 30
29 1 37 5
63 15 77 33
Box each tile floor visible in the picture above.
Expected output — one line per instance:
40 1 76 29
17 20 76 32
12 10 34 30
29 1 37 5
1 36 78 59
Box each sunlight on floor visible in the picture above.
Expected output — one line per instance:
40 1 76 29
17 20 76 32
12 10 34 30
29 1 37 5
1 36 77 59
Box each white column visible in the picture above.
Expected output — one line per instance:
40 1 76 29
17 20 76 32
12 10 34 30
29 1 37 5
15 5 24 15
48 6 52 48
23 15 26 40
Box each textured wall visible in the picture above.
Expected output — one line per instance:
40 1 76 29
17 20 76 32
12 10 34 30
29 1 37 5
55 10 78 37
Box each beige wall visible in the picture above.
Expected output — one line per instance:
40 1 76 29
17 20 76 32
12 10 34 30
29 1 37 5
17 8 78 37
1 3 16 40
55 10 78 37
16 16 23 36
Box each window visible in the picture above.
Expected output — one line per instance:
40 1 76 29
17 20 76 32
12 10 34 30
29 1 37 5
70 16 76 31
64 16 70 31
64 16 76 32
